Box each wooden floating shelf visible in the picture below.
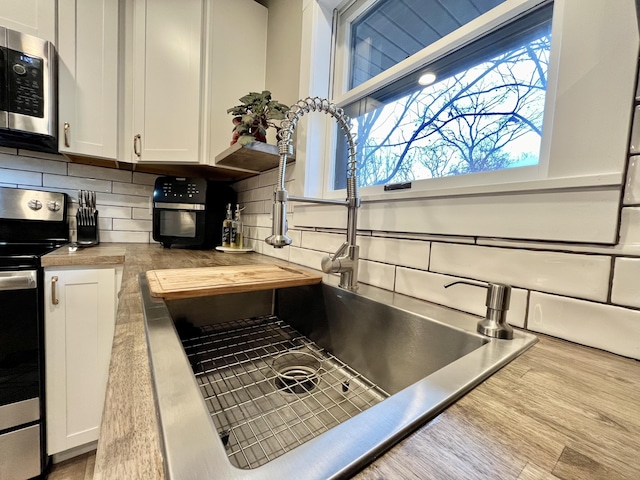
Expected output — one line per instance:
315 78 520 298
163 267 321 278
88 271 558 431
214 142 295 173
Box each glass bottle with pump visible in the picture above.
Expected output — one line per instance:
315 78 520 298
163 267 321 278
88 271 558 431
230 204 244 248
221 203 233 247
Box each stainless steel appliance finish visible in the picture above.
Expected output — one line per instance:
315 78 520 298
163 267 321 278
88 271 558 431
266 97 360 290
0 187 69 480
183 315 387 469
0 27 57 153
141 273 538 480
445 280 515 339
0 425 41 480
0 187 65 222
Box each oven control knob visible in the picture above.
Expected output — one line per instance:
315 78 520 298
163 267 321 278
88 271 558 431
28 199 42 210
47 200 61 212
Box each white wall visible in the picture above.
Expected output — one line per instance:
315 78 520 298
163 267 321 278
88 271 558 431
0 147 156 243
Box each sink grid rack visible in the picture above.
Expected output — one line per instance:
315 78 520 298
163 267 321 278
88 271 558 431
180 315 388 470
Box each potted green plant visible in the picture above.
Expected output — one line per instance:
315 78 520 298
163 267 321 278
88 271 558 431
227 91 290 146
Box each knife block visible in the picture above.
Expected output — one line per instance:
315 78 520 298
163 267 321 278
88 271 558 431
76 210 100 246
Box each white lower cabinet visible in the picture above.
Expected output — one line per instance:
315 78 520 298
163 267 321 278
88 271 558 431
44 266 122 456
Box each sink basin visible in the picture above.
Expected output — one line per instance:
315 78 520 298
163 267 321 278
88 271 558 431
140 273 537 480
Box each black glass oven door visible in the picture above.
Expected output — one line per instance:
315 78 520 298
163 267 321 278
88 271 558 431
0 270 39 409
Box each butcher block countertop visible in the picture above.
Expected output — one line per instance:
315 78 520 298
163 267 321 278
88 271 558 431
69 244 640 480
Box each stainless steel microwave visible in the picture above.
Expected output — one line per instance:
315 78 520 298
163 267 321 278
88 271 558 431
0 27 57 153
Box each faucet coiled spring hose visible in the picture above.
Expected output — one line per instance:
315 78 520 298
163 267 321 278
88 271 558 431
276 97 359 203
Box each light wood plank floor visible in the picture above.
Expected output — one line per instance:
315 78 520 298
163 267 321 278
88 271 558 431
48 451 96 480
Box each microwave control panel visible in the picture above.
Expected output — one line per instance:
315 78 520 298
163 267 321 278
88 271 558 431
154 177 208 204
5 48 44 118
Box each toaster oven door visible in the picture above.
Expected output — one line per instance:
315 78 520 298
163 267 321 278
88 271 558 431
159 210 198 238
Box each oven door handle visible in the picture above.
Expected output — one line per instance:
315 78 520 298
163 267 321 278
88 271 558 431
154 202 206 211
0 271 37 291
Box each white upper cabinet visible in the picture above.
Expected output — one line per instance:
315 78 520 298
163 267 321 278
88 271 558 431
205 0 268 162
0 0 56 42
58 0 119 159
123 0 268 165
129 0 204 163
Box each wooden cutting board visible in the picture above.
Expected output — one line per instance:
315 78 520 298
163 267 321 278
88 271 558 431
146 264 322 300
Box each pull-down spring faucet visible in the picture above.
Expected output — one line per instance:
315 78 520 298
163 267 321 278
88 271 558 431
265 97 360 290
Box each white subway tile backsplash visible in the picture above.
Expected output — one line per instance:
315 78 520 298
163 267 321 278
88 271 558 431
0 152 67 174
300 231 345 253
18 149 66 162
359 236 430 269
112 219 152 232
611 257 640 308
624 156 640 205
235 175 260 192
629 105 640 154
132 207 152 221
97 192 151 209
0 168 42 185
68 163 132 183
528 292 640 360
430 243 610 302
618 207 640 253
98 217 113 231
98 205 133 219
44 173 111 193
0 182 17 188
243 202 266 215
258 168 279 187
358 260 395 290
373 231 475 244
112 182 154 197
262 244 291 262
288 246 324 271
395 268 528 328
286 229 301 247
100 230 151 243
132 171 159 186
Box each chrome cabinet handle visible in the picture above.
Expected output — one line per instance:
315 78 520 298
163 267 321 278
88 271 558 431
64 122 70 147
134 134 142 158
51 276 59 305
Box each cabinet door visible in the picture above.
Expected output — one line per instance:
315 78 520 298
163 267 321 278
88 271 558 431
206 0 267 161
44 268 117 455
58 0 119 159
131 0 203 163
0 0 56 42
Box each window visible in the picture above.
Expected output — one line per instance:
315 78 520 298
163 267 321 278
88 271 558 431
334 1 552 189
293 0 637 243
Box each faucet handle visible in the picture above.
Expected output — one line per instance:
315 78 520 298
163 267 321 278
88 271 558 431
330 241 349 260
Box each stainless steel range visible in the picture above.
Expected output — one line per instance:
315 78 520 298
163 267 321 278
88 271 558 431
0 187 68 479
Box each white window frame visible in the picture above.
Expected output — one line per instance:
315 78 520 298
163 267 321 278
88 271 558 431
291 0 639 244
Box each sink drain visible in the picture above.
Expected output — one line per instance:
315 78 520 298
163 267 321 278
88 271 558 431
272 352 321 394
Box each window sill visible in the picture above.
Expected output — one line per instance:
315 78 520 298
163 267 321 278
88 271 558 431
354 172 624 203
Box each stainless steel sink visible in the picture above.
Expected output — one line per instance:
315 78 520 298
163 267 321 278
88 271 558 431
140 273 537 480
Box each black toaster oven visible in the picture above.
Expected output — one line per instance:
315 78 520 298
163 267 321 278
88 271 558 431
152 176 236 249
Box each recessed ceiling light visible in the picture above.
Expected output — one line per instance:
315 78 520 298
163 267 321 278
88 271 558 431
418 72 437 86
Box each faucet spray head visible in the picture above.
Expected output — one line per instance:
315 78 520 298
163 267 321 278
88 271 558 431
265 193 292 248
